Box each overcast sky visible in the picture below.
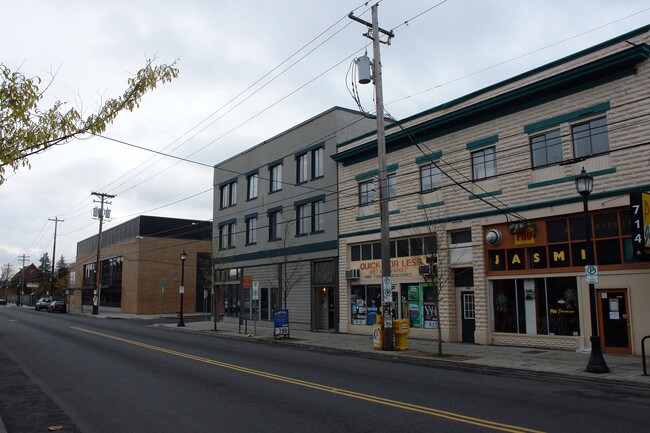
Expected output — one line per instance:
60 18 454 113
1 0 649 276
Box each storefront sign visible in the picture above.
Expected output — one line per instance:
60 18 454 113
358 256 425 280
630 191 650 260
514 226 536 245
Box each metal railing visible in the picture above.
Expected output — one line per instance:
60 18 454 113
642 335 650 376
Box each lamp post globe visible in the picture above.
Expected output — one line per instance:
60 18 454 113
178 251 187 327
574 168 609 373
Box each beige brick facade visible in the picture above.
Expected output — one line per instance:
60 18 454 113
335 26 650 354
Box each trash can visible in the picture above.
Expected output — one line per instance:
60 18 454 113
373 314 383 350
392 319 409 351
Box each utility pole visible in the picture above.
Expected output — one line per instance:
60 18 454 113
91 191 115 315
349 5 395 350
17 254 29 306
2 263 12 300
48 217 64 296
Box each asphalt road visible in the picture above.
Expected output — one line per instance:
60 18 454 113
1 306 649 433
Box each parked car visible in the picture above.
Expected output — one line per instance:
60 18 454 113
35 297 52 311
0 298 6 305
48 300 67 313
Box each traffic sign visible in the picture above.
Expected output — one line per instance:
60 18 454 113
585 265 599 284
252 281 259 301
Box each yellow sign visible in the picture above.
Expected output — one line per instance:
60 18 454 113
514 226 536 245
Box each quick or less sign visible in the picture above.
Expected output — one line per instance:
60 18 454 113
630 191 650 260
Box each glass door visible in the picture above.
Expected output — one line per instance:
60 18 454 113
597 289 631 354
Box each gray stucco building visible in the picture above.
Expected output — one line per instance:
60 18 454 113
213 107 377 331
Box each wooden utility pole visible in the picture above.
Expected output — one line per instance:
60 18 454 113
48 217 64 296
349 4 395 350
17 254 29 305
91 192 115 315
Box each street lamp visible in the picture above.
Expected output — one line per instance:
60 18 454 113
575 168 609 373
178 251 187 327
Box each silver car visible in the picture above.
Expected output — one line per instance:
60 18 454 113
35 297 52 311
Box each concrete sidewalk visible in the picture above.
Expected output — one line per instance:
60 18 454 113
85 310 650 388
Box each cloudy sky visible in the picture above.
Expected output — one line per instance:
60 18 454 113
1 0 649 276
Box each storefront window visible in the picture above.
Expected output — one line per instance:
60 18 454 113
492 277 579 336
399 284 438 329
351 285 381 325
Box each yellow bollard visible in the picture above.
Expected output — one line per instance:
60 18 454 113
392 319 410 350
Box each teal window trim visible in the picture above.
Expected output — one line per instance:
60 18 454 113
356 169 378 182
524 101 611 134
415 151 442 165
267 206 282 215
466 135 499 151
356 213 379 221
294 194 326 207
244 212 258 221
468 190 502 200
355 164 398 182
267 158 283 168
527 168 616 189
416 201 445 210
245 168 259 177
356 210 399 221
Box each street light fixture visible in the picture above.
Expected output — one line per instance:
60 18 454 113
575 168 609 373
178 250 187 327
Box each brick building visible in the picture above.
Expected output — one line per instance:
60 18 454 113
70 216 212 315
333 26 650 354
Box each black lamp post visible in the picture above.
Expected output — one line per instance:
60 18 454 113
575 168 609 373
178 251 187 327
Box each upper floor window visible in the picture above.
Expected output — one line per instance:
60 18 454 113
472 147 496 180
268 209 282 241
359 180 375 206
530 129 562 168
311 200 324 232
219 221 236 249
387 173 397 200
572 117 610 159
296 204 309 235
247 173 258 200
245 216 257 245
420 163 441 192
297 154 309 184
220 181 237 208
312 147 324 179
270 163 282 193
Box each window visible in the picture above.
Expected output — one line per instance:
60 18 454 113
296 204 309 235
351 285 382 325
312 147 323 179
247 173 258 200
572 117 610 159
530 129 562 168
246 217 257 245
219 222 236 249
220 181 237 208
270 163 282 192
451 230 472 244
454 268 474 287
268 210 282 240
359 180 375 205
388 173 397 199
492 277 579 336
312 200 324 232
420 163 441 192
297 154 308 184
471 147 497 180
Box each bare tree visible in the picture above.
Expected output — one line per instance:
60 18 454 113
270 220 305 311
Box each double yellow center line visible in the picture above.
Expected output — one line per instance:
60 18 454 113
72 327 544 433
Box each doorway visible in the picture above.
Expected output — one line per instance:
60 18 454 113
596 289 631 354
461 291 476 344
314 286 335 331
